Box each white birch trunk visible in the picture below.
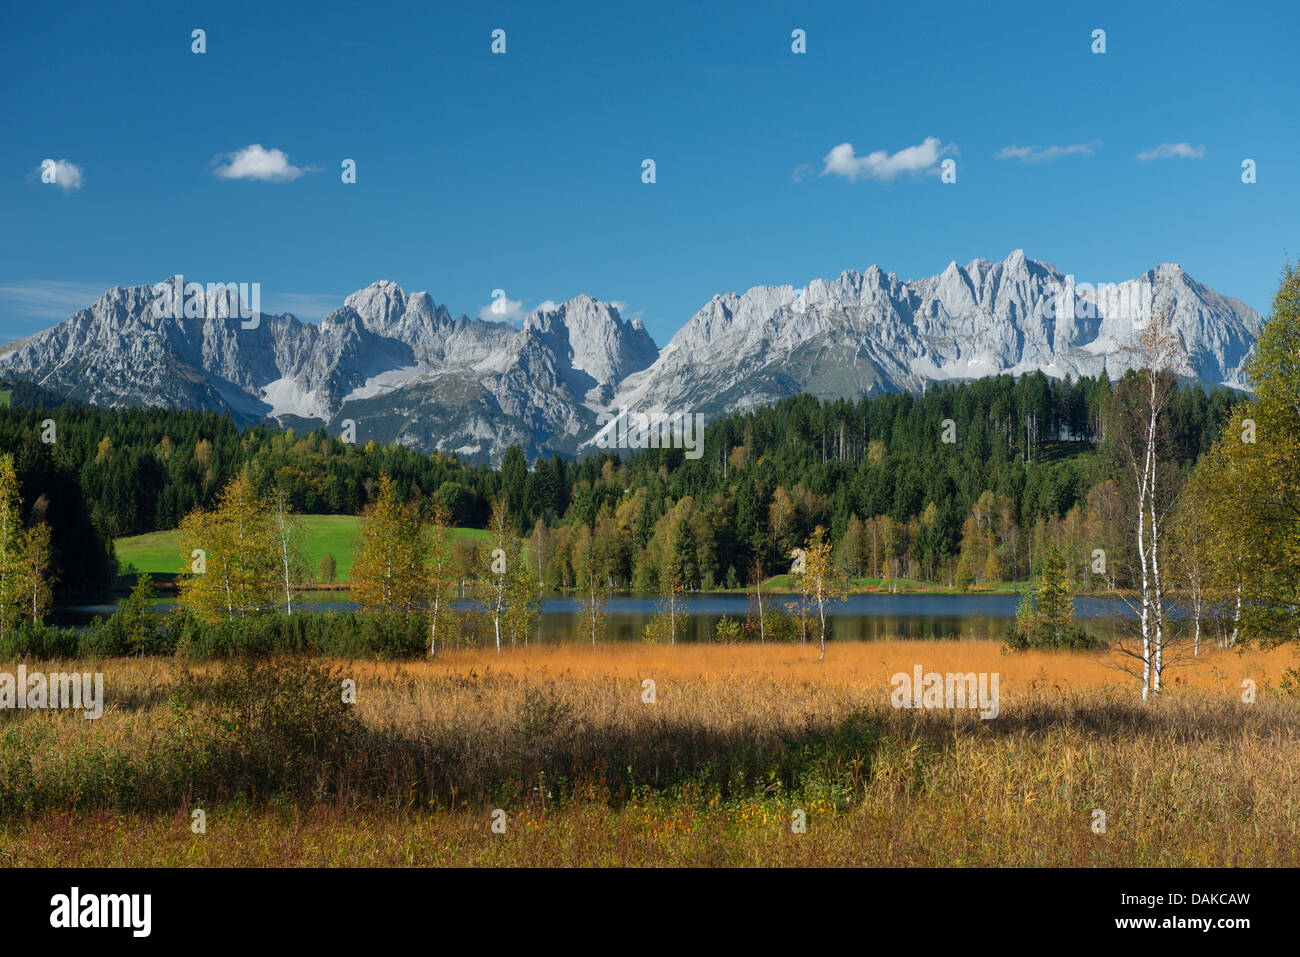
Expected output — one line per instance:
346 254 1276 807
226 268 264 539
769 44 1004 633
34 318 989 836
816 584 827 661
1136 418 1154 702
1230 583 1242 648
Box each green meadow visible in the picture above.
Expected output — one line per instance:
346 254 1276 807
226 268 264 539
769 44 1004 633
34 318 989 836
114 514 489 582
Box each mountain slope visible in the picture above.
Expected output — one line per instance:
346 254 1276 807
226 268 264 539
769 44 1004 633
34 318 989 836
610 251 1260 417
0 278 658 462
0 252 1262 463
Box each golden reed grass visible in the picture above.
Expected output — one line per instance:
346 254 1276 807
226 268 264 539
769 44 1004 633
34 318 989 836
364 639 1296 691
2 640 1298 865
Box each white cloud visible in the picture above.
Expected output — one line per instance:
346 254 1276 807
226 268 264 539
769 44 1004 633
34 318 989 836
34 158 84 192
790 162 815 183
480 294 526 321
535 300 560 313
820 137 954 182
996 141 1101 163
1136 142 1206 162
211 144 314 181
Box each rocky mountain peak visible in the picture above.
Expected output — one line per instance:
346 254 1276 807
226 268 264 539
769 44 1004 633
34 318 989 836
0 255 1262 465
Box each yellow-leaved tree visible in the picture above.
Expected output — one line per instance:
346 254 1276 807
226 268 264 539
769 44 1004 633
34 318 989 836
797 525 847 661
425 500 458 654
0 455 26 635
1184 262 1300 649
177 472 277 622
18 522 54 624
480 495 512 652
352 474 427 616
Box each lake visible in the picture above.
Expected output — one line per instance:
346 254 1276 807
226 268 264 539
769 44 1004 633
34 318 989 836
52 592 1173 643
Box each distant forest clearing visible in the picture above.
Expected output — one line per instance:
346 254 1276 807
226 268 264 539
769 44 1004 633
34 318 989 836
115 516 490 581
112 514 1020 595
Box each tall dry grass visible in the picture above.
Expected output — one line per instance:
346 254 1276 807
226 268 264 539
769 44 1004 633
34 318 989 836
2 641 1298 865
359 639 1294 691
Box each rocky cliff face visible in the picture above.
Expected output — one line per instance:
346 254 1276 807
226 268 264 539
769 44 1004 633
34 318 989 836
610 251 1260 418
0 252 1261 463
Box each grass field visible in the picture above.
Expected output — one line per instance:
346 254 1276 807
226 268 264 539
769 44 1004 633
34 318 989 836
113 515 490 581
114 518 1018 594
2 640 1298 866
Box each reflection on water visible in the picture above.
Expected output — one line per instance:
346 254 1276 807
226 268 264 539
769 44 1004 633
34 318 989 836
53 592 1167 643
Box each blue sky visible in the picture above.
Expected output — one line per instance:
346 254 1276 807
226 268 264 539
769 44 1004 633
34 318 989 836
2 0 1296 345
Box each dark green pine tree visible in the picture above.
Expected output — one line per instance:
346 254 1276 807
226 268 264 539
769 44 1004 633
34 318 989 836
1034 544 1074 646
668 515 699 590
500 444 528 530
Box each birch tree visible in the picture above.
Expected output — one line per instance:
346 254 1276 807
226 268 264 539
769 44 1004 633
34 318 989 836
798 525 847 660
19 523 54 624
1107 298 1184 699
177 472 277 622
749 558 766 643
576 526 609 645
504 537 541 648
352 474 427 617
643 521 690 646
425 501 458 656
0 456 23 637
481 496 512 653
270 485 305 615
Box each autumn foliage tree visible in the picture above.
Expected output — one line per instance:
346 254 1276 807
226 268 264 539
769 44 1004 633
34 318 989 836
1106 296 1185 698
177 472 277 622
425 500 458 655
0 455 52 631
479 496 517 652
18 522 54 624
1184 262 1300 648
797 525 847 660
351 474 428 617
574 523 609 645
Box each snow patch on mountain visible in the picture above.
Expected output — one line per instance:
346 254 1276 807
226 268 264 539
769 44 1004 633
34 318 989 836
0 253 1262 464
261 377 330 421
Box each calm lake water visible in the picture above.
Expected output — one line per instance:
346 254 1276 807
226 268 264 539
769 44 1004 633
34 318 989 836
53 592 1170 643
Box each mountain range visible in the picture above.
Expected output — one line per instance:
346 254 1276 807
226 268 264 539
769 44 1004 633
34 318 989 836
0 251 1262 464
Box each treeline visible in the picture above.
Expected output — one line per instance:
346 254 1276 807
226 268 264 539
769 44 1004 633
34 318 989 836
513 373 1235 593
1 468 852 658
1 369 1237 599
0 395 502 537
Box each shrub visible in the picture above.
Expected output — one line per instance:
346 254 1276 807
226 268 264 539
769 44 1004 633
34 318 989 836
1004 622 1107 651
0 620 80 659
714 615 745 644
167 610 431 660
